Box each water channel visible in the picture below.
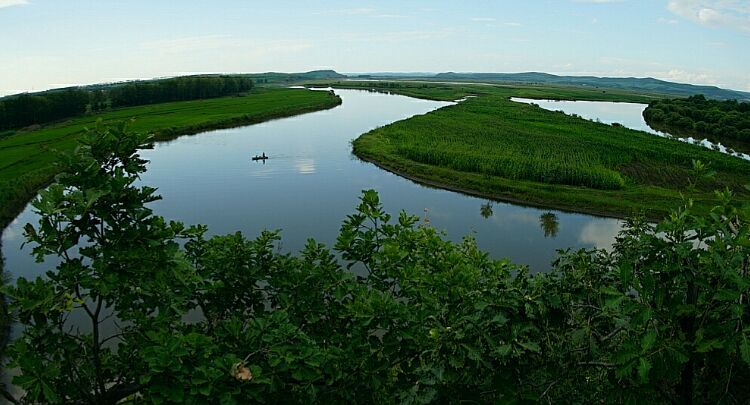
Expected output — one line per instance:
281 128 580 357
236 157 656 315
2 89 627 282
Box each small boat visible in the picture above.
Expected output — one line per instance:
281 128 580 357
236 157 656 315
251 153 268 161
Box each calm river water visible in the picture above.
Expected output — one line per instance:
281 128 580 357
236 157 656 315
2 89 625 278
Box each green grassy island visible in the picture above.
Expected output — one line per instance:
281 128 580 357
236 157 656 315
328 81 750 219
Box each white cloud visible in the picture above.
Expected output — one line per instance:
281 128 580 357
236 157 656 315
140 35 312 57
0 0 28 9
572 0 624 3
373 14 405 19
314 8 404 19
504 22 523 27
667 0 750 32
579 221 623 251
657 17 679 24
313 8 375 16
340 29 456 43
654 68 721 85
1 218 22 242
140 35 235 53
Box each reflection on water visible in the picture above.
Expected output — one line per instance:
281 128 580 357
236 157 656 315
3 89 625 283
480 202 493 219
295 158 316 175
539 213 559 238
0 218 23 243
579 220 623 252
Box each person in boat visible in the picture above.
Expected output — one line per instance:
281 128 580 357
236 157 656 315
262 152 266 159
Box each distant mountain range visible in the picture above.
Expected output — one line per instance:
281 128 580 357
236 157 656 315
435 72 750 101
345 71 750 101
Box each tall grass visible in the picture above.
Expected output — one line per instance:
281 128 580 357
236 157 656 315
352 90 750 215
396 146 625 190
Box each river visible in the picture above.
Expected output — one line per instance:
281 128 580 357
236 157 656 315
2 89 624 280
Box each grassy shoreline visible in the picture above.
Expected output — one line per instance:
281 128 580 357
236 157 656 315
336 81 750 219
356 153 636 219
0 88 342 231
310 79 664 103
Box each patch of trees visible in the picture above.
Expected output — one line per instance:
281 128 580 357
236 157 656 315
3 124 750 403
0 89 89 131
108 76 253 108
0 76 253 131
643 94 750 145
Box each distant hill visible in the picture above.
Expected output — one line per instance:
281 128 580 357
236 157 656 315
302 70 347 79
414 72 750 101
247 70 346 84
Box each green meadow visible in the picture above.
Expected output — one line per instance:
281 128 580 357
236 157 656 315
336 81 750 218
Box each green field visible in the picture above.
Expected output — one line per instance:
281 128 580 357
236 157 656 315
0 88 341 228
335 81 750 219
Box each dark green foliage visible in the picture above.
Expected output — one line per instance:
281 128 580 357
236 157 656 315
0 89 89 130
5 124 206 403
544 194 750 402
109 76 253 108
644 95 750 152
3 125 750 403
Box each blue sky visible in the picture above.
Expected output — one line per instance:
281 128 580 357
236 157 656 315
0 0 748 96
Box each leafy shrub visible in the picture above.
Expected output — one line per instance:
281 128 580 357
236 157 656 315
3 125 749 403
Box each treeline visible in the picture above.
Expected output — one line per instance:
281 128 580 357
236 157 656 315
108 76 253 108
643 94 750 144
0 76 253 131
0 89 89 131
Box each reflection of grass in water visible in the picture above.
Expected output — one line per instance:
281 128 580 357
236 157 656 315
539 212 559 238
0 243 10 395
480 202 493 218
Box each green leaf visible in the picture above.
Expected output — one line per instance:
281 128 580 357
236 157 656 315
517 341 541 353
619 262 633 284
638 358 651 384
641 330 657 352
491 313 508 325
741 337 750 366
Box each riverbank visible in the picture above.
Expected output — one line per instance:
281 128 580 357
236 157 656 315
0 88 342 231
310 79 663 103
335 81 750 219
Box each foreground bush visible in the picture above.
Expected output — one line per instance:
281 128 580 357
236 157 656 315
3 125 750 403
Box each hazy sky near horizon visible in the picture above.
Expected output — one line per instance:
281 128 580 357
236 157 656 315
1 0 749 96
